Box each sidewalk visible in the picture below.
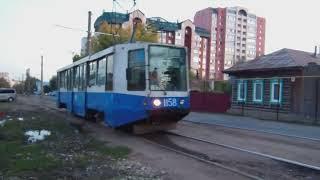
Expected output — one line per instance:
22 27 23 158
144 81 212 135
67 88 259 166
183 112 320 141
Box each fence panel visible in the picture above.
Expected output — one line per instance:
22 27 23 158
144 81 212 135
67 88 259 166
190 91 231 113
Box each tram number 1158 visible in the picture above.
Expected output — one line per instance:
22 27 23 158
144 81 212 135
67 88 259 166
163 98 177 107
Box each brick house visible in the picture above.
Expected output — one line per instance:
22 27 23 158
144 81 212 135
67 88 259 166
224 48 320 124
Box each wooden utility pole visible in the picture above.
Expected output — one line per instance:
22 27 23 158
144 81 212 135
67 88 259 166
87 11 92 56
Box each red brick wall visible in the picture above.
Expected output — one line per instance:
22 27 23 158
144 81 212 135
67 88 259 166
256 17 266 57
194 8 213 32
205 37 211 80
194 8 214 80
214 8 226 80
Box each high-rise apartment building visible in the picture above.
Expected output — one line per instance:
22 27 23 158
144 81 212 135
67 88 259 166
92 7 265 81
194 7 266 80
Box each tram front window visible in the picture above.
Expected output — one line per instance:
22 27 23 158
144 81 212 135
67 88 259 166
149 45 187 91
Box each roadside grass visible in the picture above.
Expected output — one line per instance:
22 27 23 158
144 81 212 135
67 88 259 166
0 107 131 178
87 139 131 159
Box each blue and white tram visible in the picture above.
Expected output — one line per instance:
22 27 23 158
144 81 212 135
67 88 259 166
57 42 190 132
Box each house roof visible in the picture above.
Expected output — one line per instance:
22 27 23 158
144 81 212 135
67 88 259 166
94 12 129 30
146 17 179 32
224 48 320 74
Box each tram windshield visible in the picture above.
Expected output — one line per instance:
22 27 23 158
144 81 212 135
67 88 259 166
149 45 187 91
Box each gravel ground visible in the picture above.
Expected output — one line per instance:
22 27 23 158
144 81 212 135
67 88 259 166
162 133 320 180
15 95 320 180
0 100 163 180
17 96 250 180
172 121 320 167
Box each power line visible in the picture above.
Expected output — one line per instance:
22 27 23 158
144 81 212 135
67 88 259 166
54 24 119 36
113 0 127 13
54 24 85 32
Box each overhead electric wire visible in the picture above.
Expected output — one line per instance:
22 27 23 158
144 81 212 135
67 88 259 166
113 0 127 13
54 24 119 36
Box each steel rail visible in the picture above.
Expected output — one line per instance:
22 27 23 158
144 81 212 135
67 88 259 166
141 137 263 180
167 131 320 172
182 120 320 142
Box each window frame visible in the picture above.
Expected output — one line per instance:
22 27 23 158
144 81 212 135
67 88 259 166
78 64 84 91
148 45 188 92
73 66 80 90
237 79 247 102
87 60 97 87
253 80 263 103
97 58 106 87
106 53 114 91
270 79 283 104
127 48 146 91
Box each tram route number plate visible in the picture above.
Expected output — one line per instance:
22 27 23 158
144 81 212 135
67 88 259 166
163 98 177 107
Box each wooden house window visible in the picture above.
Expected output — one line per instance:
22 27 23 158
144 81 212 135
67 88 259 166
270 79 283 104
237 80 247 102
253 80 263 103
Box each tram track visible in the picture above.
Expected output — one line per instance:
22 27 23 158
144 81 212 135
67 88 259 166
157 131 320 179
21 96 320 179
141 133 263 180
183 120 320 142
166 131 320 171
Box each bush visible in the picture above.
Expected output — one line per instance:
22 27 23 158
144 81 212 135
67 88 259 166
214 81 232 94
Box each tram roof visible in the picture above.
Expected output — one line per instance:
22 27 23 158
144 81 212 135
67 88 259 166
57 42 186 72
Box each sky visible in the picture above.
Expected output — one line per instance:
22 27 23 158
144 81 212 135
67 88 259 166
1 0 320 81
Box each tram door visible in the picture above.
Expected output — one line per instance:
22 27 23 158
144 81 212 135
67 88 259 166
72 64 86 117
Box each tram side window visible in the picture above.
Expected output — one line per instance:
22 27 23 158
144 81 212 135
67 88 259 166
63 71 66 89
68 69 73 91
69 69 74 90
97 59 106 86
127 49 146 91
106 55 113 91
82 64 87 90
59 71 64 89
73 66 80 89
88 61 97 87
79 64 84 91
66 70 70 90
64 70 68 89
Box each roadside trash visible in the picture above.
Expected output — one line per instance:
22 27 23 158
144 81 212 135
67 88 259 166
0 120 6 127
25 130 51 143
18 117 24 121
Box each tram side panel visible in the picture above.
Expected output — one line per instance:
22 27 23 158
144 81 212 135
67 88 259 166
72 91 86 117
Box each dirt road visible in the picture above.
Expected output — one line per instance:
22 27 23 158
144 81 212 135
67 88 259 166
13 95 320 180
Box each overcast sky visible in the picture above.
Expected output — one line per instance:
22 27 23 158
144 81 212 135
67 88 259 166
1 0 320 81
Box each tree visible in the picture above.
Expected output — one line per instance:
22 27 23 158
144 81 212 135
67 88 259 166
43 85 51 94
49 75 57 91
134 23 158 42
91 22 158 53
0 77 10 88
12 82 24 94
72 54 82 62
24 74 37 94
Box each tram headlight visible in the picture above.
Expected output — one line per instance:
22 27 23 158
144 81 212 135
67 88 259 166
153 99 161 107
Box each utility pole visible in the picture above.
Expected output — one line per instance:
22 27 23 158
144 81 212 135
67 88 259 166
41 55 43 97
87 11 92 56
21 74 24 93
